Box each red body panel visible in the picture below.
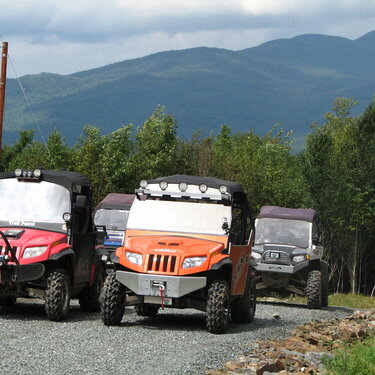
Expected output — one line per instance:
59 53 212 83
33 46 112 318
0 227 69 264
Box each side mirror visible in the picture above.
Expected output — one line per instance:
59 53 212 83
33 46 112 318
75 195 87 210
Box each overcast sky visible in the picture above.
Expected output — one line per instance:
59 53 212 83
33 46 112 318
1 0 375 78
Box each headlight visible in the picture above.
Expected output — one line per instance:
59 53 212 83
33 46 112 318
126 251 143 265
23 246 48 258
293 255 306 264
199 184 208 193
182 256 206 269
219 185 228 194
251 251 262 261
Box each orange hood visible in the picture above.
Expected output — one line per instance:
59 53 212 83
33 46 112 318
117 235 227 275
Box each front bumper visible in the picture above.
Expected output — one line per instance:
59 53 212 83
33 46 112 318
0 263 45 284
116 271 206 298
253 260 309 274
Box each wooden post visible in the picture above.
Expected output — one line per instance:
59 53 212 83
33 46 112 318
0 41 8 153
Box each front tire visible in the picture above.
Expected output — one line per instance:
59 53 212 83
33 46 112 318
231 276 256 323
306 270 321 309
100 272 126 325
135 304 159 317
79 265 106 312
320 261 329 307
206 280 230 334
45 270 71 321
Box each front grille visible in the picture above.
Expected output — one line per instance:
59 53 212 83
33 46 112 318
146 254 178 273
263 251 290 265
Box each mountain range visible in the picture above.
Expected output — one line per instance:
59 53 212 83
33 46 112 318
4 30 375 145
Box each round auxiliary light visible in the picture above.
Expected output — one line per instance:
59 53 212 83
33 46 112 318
179 182 188 192
33 169 42 178
27 171 32 177
140 180 148 189
22 171 28 177
63 212 71 221
14 169 22 177
219 185 228 194
159 181 168 190
199 183 208 193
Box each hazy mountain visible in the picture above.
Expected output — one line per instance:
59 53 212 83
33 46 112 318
4 31 375 144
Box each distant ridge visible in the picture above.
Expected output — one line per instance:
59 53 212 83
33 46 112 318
4 30 375 144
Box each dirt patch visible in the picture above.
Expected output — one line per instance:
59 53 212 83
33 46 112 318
207 309 375 375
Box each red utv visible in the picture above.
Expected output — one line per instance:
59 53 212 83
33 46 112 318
0 168 107 321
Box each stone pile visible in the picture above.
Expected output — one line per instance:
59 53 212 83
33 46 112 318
207 309 375 375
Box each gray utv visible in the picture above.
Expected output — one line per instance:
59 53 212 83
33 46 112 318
251 206 329 309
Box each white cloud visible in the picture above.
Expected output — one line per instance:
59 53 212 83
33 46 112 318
1 0 375 76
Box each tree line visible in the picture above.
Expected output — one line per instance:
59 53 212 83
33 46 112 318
1 100 374 296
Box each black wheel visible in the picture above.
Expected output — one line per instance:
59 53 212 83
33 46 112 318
45 269 71 321
0 297 17 306
306 270 321 309
100 272 126 325
231 276 256 323
79 265 106 312
320 261 329 307
206 280 230 334
135 304 159 317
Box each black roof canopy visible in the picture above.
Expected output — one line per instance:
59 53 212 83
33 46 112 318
257 206 317 222
0 169 91 191
146 175 245 196
95 193 135 211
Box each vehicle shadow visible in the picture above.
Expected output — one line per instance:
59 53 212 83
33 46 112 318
118 307 289 334
258 300 355 314
0 299 100 322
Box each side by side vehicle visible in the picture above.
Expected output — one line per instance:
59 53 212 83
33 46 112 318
94 193 134 265
251 206 329 308
100 175 257 333
0 168 107 320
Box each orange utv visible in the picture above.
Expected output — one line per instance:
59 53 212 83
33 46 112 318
100 175 256 333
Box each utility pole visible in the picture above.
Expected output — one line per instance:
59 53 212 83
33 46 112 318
0 41 8 153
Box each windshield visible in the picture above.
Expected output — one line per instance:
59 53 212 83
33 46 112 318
0 179 70 231
127 199 232 236
94 209 129 231
255 218 311 248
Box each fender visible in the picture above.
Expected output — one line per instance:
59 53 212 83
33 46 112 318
49 248 75 261
94 245 109 264
111 252 120 264
210 257 232 271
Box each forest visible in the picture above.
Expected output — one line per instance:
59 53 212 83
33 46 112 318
1 97 374 296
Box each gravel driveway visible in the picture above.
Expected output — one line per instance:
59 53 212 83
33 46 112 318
0 300 353 375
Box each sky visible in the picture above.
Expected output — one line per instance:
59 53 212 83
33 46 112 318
1 0 375 78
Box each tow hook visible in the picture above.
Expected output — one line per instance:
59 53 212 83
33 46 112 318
151 281 166 310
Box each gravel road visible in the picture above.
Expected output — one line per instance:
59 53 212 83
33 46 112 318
0 300 353 375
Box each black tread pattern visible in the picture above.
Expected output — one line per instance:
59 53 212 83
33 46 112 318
100 272 126 326
134 304 159 317
306 270 321 309
79 266 106 312
206 280 229 334
231 277 256 323
320 261 329 307
45 270 70 321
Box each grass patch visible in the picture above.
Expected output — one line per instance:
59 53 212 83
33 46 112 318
260 293 375 309
328 294 375 309
322 336 375 375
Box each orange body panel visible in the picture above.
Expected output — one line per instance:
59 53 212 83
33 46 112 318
117 229 228 276
229 243 251 295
